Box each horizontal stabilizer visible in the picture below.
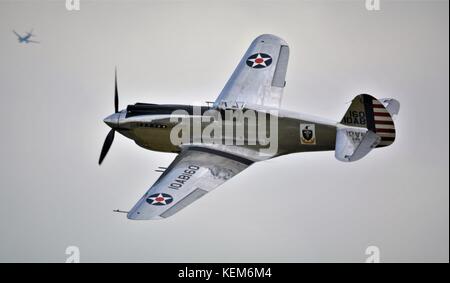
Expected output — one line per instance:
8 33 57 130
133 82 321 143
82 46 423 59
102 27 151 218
379 98 400 118
335 126 381 162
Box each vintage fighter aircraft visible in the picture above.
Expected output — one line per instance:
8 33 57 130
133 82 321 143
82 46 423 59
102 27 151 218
99 34 400 220
13 29 39 44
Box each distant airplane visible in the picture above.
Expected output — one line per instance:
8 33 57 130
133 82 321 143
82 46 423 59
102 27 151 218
13 29 39 44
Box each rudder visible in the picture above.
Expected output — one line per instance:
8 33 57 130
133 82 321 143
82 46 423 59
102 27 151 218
341 94 398 147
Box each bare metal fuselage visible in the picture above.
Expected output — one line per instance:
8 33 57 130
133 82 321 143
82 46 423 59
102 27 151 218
105 104 337 159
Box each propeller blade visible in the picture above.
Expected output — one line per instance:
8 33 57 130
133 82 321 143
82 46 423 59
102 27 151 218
99 68 120 165
114 68 119 113
99 129 115 165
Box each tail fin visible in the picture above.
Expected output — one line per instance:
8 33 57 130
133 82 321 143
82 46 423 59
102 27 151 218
336 94 399 162
341 94 398 147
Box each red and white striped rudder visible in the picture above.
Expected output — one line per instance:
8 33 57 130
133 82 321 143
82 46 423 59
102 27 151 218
340 94 399 148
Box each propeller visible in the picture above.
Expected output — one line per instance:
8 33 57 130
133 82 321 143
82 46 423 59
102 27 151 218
114 68 119 113
99 68 119 165
99 129 115 165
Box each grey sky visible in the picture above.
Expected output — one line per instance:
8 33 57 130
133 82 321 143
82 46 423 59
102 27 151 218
0 0 448 262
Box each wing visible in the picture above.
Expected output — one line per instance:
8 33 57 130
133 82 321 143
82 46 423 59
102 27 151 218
27 40 40 44
214 34 290 109
127 146 253 220
12 30 21 38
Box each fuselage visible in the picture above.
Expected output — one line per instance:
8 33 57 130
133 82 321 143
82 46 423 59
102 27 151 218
18 35 31 43
104 103 338 160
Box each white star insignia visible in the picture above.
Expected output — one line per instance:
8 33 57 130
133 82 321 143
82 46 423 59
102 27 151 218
248 53 270 67
149 193 171 205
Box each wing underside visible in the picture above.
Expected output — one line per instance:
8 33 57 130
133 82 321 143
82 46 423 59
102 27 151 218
127 147 253 220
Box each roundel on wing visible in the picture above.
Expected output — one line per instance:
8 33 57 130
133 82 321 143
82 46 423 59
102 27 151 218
246 53 273 69
146 193 174 206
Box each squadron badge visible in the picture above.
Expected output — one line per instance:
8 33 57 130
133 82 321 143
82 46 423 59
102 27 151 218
246 53 272 69
300 124 316 145
146 193 174 206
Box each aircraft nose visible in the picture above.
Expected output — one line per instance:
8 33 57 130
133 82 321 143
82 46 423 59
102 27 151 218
103 113 120 129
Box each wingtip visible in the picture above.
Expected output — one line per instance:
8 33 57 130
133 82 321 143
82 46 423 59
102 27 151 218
126 212 163 220
253 34 288 45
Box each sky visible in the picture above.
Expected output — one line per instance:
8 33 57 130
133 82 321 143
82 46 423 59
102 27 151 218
0 0 448 262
